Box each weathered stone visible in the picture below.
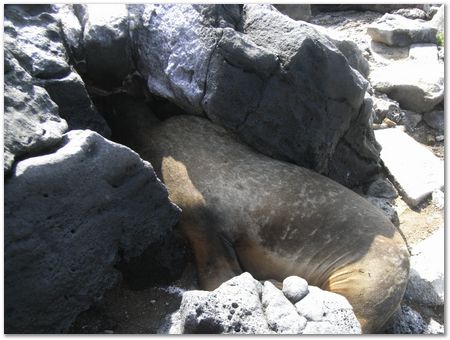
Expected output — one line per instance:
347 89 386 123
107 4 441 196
273 4 311 21
391 8 428 20
295 286 361 334
4 50 68 173
312 4 426 14
400 110 422 131
367 14 437 47
36 71 111 137
311 24 370 77
423 110 444 131
4 130 181 333
166 273 273 334
365 177 398 198
370 60 444 113
430 5 444 34
371 94 402 124
133 3 381 189
375 127 444 207
282 276 309 304
83 4 135 88
262 281 307 334
405 227 444 306
431 189 444 210
4 4 111 137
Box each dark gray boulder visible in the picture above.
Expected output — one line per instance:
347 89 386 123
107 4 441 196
3 50 68 173
133 4 381 188
4 4 110 136
4 130 181 333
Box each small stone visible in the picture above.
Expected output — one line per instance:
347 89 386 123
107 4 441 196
104 330 114 334
435 135 444 142
282 276 309 304
150 300 156 304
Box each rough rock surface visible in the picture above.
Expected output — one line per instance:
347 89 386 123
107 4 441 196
405 227 444 306
165 273 361 334
371 94 402 124
83 4 135 88
370 60 444 113
312 4 427 14
273 4 311 21
430 5 444 34
282 276 309 304
367 14 437 47
295 286 361 334
4 130 181 333
262 281 307 334
166 273 273 334
3 50 68 173
375 127 444 207
133 3 381 189
4 4 110 137
391 8 428 20
384 304 443 334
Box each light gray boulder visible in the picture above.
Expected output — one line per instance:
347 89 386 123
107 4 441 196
4 50 68 173
405 227 444 306
262 281 307 334
369 60 444 113
282 276 309 304
133 3 382 189
4 130 181 333
165 273 361 334
391 8 428 20
295 286 361 334
375 127 444 207
166 273 273 334
367 13 437 47
430 5 444 34
273 4 312 21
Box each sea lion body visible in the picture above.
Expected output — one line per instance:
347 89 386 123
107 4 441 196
140 115 409 333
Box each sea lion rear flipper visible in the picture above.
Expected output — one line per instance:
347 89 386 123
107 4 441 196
183 223 243 291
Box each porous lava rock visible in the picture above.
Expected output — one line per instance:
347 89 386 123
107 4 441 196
4 130 181 333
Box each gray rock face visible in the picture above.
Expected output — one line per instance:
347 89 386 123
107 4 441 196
367 14 437 47
4 4 110 137
3 50 68 173
282 276 309 304
4 130 181 333
371 94 402 124
165 273 361 334
312 4 427 14
83 4 135 88
133 3 382 189
273 4 311 21
375 127 444 207
391 8 428 20
405 227 444 306
365 177 398 198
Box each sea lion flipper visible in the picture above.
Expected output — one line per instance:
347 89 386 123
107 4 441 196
182 223 243 291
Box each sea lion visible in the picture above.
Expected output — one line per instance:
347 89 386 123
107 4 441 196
138 115 409 333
